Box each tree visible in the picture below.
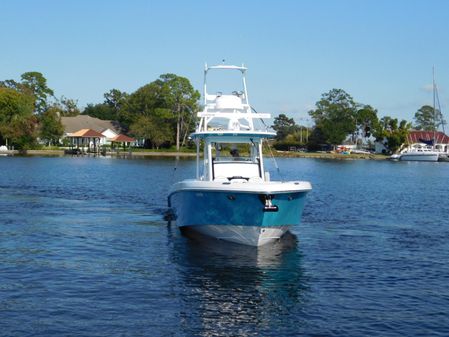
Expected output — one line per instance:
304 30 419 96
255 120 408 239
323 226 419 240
413 105 444 131
124 82 173 145
373 116 411 153
0 79 23 92
39 107 64 145
104 89 128 111
309 89 358 147
307 125 327 151
0 78 36 112
126 82 166 118
156 74 200 151
58 96 80 116
0 87 33 122
124 74 199 149
7 115 38 150
0 87 36 149
130 115 172 149
104 89 129 123
272 114 298 141
356 105 379 138
125 81 171 123
20 72 54 114
83 103 116 120
82 89 129 122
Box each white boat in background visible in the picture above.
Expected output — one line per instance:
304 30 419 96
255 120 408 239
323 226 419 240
168 64 312 247
390 68 446 163
397 145 439 162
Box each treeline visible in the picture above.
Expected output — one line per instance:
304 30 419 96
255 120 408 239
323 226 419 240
0 71 199 150
0 72 443 153
83 74 199 150
272 88 444 153
0 72 75 149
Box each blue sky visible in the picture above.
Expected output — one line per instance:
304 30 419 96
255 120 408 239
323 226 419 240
1 0 449 125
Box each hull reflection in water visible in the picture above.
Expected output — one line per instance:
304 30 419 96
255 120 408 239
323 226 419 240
171 230 309 336
180 227 298 267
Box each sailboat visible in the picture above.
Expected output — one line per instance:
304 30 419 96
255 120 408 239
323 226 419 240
168 64 312 246
432 69 449 161
394 68 442 162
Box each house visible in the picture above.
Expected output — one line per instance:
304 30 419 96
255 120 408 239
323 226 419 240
61 115 136 149
100 128 119 146
406 130 449 153
375 141 388 154
61 115 121 137
67 128 105 152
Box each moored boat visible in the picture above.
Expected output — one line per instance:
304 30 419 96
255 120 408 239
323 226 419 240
390 68 449 163
168 64 312 246
396 145 439 162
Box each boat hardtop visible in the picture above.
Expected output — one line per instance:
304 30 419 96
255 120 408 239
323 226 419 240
195 63 272 135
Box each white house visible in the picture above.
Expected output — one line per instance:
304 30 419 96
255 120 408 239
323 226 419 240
100 128 119 145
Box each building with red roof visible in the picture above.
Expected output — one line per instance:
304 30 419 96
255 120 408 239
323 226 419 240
111 134 135 143
407 130 449 152
66 128 105 153
407 130 449 144
110 134 136 150
69 129 105 138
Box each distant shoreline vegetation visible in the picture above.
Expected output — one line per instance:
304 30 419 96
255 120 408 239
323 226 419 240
0 72 443 153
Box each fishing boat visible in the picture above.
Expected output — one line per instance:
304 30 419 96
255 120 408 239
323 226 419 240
168 64 312 246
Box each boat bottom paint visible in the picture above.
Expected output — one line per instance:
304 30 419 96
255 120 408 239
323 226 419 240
181 225 290 246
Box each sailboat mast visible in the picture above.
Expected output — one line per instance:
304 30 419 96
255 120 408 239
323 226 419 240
433 67 446 134
433 66 436 148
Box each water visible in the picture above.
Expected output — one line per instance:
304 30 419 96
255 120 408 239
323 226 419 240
1 156 449 336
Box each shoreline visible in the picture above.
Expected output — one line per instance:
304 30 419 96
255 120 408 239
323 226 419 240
272 151 387 160
0 149 388 160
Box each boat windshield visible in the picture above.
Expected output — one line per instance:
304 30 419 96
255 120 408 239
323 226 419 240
213 142 257 162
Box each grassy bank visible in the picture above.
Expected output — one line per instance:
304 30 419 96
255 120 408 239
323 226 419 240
1 148 388 160
273 151 388 160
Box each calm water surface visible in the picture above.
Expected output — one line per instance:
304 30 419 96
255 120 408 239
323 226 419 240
1 156 449 336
